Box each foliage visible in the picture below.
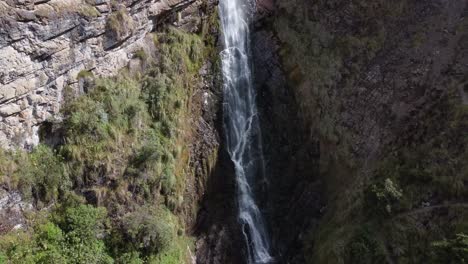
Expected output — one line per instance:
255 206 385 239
0 21 214 264
346 226 386 264
106 9 134 40
77 70 94 79
0 205 112 264
121 205 176 256
116 251 143 264
0 145 68 206
61 77 149 189
78 4 100 18
134 49 147 61
431 233 468 263
366 178 403 216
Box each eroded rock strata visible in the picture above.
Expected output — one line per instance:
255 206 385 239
0 0 207 149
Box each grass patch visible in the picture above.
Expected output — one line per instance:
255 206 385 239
0 24 216 263
106 8 134 41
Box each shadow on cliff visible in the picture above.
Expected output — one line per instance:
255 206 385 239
193 143 248 264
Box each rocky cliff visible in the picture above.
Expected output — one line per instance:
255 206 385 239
1 0 467 263
0 0 245 263
0 0 207 149
254 0 468 263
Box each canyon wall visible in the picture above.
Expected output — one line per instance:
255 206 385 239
255 0 468 263
0 1 245 263
0 0 206 149
1 0 466 263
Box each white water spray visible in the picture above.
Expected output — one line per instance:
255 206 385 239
218 0 273 263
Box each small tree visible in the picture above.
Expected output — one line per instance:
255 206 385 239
367 178 403 216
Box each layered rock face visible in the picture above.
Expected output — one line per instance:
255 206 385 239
0 0 204 149
0 1 247 263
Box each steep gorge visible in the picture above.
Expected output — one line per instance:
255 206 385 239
0 0 467 263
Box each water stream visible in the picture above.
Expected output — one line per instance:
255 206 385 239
218 0 273 263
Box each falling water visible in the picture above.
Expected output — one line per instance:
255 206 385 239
218 0 273 263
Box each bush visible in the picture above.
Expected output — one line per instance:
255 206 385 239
61 77 149 187
22 145 69 204
106 9 134 41
0 145 68 206
59 205 113 264
346 226 386 264
0 205 112 264
431 233 468 263
33 222 67 263
122 205 176 256
366 178 403 216
116 251 143 264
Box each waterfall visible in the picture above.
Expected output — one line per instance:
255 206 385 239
218 0 273 263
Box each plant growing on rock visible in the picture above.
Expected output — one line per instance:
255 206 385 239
121 205 176 256
106 8 134 44
366 178 403 216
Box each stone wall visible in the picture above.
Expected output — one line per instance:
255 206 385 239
0 0 204 149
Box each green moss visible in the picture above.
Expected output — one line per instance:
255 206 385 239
134 49 147 61
78 4 100 18
77 70 94 79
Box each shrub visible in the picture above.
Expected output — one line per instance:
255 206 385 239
21 145 69 204
33 222 67 263
61 77 148 186
116 251 143 264
77 70 94 79
122 205 176 256
61 205 113 264
366 178 403 216
106 9 134 41
431 233 468 263
0 145 68 206
346 226 386 264
0 205 112 264
134 49 147 61
78 5 100 18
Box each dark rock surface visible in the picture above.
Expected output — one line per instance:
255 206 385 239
254 0 468 262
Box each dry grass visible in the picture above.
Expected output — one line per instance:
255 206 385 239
0 2 10 16
33 0 100 19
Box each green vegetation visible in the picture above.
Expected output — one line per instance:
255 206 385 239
366 178 403 216
432 233 468 263
78 4 100 18
77 70 94 79
346 225 386 264
106 9 134 41
0 145 68 207
274 0 468 263
0 205 112 264
0 24 216 263
134 49 148 61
